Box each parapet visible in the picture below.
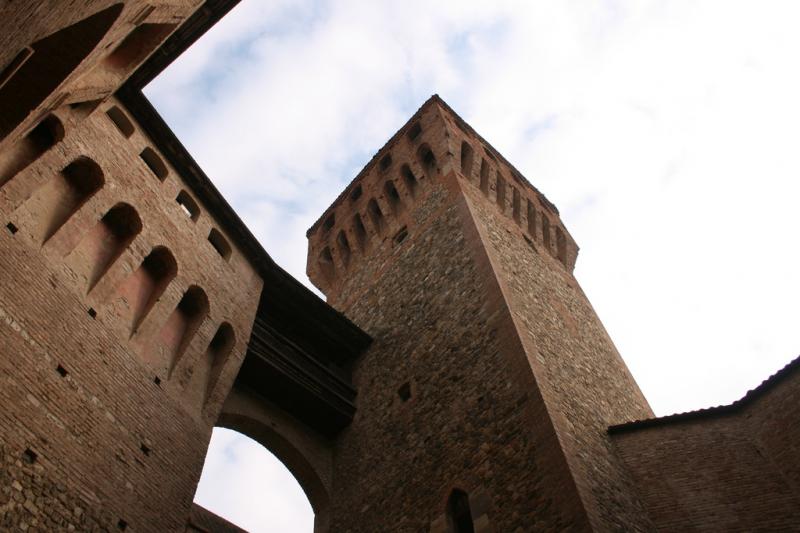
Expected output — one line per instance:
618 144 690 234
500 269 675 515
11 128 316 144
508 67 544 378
306 95 579 299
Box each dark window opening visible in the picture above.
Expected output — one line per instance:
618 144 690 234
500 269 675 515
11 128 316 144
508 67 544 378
417 144 437 174
542 216 552 251
22 448 37 464
407 122 422 141
323 214 335 232
398 382 411 402
527 200 537 238
447 489 475 533
556 227 568 266
495 176 506 210
460 141 474 177
380 154 392 172
176 190 200 221
350 184 363 202
208 228 232 261
139 147 167 181
106 105 134 138
393 226 408 245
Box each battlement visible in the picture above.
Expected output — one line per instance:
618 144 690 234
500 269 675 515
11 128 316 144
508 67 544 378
306 95 578 298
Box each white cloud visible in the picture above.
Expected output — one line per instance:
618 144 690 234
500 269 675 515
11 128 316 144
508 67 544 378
146 0 800 529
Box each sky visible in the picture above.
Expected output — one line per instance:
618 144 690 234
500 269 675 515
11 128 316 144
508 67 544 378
145 1 800 530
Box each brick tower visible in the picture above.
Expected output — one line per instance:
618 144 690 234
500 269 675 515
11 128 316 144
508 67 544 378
307 96 655 531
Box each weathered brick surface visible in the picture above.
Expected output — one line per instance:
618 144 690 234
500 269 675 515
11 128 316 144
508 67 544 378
0 93 261 530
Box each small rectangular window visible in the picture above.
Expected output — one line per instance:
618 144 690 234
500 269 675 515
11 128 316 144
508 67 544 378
208 228 232 261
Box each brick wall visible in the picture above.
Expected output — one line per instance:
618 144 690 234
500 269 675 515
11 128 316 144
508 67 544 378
0 95 262 530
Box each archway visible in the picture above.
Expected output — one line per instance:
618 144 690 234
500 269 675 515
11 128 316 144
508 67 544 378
0 4 123 140
204 385 334 532
193 428 315 532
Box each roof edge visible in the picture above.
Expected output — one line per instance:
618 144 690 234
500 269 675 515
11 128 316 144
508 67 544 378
608 354 800 434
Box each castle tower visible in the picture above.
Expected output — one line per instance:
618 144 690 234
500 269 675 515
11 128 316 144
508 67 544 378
307 96 655 531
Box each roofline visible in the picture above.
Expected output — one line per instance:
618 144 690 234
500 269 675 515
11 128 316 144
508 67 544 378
608 354 800 434
306 94 561 237
117 0 371 359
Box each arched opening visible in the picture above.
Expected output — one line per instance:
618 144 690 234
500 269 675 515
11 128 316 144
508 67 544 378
0 114 64 187
211 390 332 533
194 427 315 532
140 147 168 181
383 180 403 213
26 156 104 243
151 285 209 377
67 202 142 292
401 164 418 197
176 190 200 222
416 143 437 176
447 489 475 533
336 230 351 268
187 323 235 409
367 198 386 234
115 246 178 335
0 4 123 140
460 141 474 178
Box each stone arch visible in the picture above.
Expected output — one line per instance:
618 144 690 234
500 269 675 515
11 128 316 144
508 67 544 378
66 202 142 292
416 143 437 176
0 114 64 187
24 156 105 243
154 285 209 377
0 4 123 140
217 386 332 533
115 245 178 335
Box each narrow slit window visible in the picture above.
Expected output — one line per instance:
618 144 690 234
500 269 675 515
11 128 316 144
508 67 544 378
106 105 134 138
350 184 363 202
323 214 335 233
175 190 200 222
512 188 521 223
460 141 474 178
556 227 568 265
393 226 408 245
208 228 232 261
139 147 167 181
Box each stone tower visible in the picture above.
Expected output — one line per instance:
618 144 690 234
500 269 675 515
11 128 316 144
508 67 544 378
307 96 655 531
